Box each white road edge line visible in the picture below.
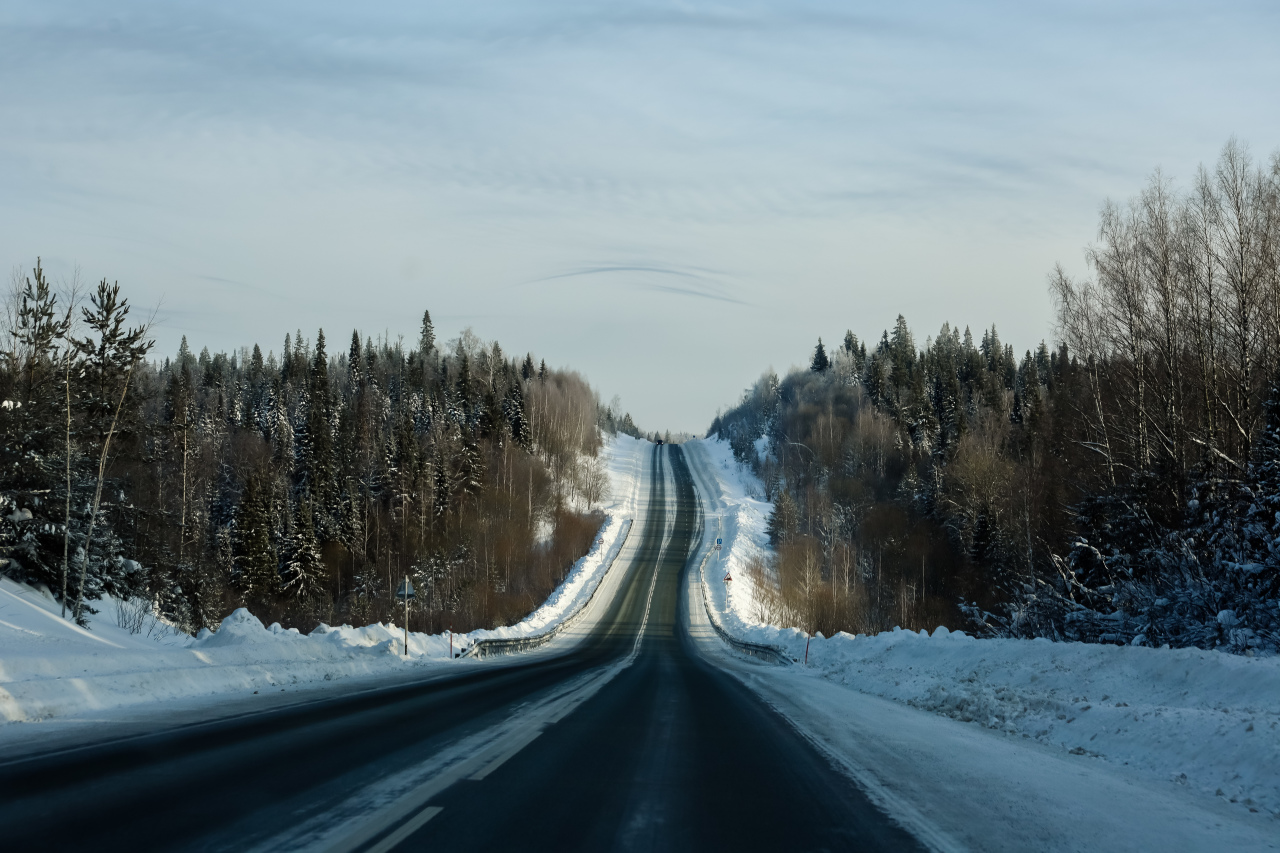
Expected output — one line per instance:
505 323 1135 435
467 729 543 781
363 807 443 853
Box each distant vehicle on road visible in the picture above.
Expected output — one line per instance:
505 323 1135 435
656 439 664 446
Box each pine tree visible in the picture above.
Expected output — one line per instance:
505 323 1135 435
0 260 73 597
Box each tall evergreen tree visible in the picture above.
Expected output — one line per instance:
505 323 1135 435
419 310 436 357
235 471 279 605
810 338 829 372
282 494 326 603
306 329 336 536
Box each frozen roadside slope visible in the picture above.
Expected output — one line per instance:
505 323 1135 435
466 434 647 644
0 435 648 726
683 437 1280 827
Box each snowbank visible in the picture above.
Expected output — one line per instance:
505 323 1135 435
0 579 456 724
0 435 648 726
684 436 1280 820
805 627 1280 817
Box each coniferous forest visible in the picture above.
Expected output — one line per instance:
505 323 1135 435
711 139 1280 654
0 282 644 634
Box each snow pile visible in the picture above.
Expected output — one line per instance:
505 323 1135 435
805 627 1280 817
685 436 1280 819
0 579 457 724
0 435 647 725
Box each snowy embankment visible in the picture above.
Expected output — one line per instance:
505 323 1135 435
0 435 647 726
684 437 1280 820
468 435 646 644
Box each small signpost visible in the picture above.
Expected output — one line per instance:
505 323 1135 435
396 576 416 656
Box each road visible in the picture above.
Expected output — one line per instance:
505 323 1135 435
0 445 923 852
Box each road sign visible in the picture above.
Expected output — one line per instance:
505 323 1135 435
724 573 732 583
396 577 416 600
715 544 721 551
396 575 415 657
716 538 722 545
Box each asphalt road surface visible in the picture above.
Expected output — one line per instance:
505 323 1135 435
0 446 924 853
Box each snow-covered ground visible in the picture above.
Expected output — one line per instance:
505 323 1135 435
682 437 1280 847
0 435 649 728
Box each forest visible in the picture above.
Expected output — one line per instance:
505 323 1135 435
0 281 644 635
711 139 1280 654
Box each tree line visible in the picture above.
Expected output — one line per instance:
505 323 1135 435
1 274 641 635
711 138 1280 654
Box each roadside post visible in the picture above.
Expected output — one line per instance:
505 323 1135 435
396 575 416 656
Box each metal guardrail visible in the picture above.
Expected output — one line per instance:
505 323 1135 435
461 519 634 660
696 545 791 665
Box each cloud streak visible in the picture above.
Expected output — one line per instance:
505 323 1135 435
529 264 748 306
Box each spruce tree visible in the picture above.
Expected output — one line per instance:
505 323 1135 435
306 329 336 536
282 494 326 603
810 338 830 372
281 333 292 381
420 310 435 357
348 330 362 388
235 471 279 605
767 488 798 545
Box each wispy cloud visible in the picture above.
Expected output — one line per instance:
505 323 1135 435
528 263 748 305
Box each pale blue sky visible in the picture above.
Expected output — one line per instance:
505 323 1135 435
3 1 1279 431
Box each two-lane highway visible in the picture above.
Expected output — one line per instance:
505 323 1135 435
0 446 923 852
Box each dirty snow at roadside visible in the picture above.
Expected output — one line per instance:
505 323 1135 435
683 436 1280 821
0 435 647 726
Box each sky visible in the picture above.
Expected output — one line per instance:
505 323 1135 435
3 1 1280 433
